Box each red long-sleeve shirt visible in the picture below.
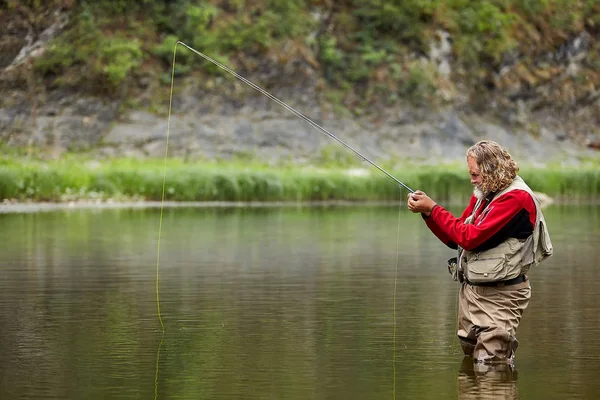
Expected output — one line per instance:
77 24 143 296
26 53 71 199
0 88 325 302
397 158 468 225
424 190 537 252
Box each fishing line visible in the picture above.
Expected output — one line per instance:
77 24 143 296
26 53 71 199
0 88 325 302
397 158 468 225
156 41 413 397
154 38 177 400
392 201 404 399
174 41 414 194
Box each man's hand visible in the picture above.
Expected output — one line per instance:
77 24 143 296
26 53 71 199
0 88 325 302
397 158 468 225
407 190 437 216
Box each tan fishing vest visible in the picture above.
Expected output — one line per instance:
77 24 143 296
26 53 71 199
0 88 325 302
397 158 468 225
460 176 553 284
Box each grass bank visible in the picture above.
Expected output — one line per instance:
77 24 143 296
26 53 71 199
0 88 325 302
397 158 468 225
1 157 598 205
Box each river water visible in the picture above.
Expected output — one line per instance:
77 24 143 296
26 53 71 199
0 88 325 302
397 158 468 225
1 205 599 399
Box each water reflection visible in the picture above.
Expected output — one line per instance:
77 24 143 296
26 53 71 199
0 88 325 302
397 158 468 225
0 205 599 399
458 358 519 399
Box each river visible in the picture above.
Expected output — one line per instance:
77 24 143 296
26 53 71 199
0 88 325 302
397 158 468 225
1 205 599 399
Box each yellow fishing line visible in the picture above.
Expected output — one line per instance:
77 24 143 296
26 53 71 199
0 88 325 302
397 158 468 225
154 40 178 400
156 38 177 335
153 40 411 398
392 200 403 399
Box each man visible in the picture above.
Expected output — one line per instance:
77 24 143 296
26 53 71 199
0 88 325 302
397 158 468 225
407 140 553 364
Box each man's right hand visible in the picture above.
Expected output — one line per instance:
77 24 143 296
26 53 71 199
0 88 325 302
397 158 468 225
407 190 437 216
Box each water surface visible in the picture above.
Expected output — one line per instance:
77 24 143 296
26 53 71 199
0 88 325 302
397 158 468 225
1 205 599 399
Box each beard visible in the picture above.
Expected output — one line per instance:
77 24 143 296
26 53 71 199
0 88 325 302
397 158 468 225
473 185 486 200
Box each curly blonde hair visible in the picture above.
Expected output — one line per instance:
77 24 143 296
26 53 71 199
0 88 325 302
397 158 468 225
466 140 519 193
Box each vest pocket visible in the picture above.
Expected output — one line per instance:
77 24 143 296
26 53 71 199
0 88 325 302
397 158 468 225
466 254 508 283
537 219 553 259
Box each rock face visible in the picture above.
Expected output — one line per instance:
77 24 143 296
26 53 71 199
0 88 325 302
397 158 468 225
0 6 598 165
1 91 595 165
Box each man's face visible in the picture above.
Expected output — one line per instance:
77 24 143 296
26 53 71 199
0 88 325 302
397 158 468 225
468 157 483 189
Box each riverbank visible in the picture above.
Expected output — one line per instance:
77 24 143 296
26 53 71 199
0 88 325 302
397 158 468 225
0 200 420 214
1 156 598 206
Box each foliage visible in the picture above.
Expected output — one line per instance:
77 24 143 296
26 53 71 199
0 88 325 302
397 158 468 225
33 3 144 89
19 0 600 103
1 157 598 204
443 1 519 66
152 0 315 70
101 38 144 86
398 63 438 104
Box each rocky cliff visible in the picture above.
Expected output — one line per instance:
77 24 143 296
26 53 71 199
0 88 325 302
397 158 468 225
1 2 599 165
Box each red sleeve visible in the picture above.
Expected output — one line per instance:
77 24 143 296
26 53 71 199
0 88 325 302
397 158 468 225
423 195 477 248
427 190 536 251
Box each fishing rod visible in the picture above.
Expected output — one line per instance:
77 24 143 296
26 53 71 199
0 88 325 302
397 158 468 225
176 41 414 194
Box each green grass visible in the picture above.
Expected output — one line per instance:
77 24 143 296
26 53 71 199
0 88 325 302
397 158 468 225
1 156 598 204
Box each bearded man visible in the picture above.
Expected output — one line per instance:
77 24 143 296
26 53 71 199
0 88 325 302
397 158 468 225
407 140 553 364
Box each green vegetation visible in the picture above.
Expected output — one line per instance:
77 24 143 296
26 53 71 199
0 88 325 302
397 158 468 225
2 1 599 205
4 0 594 105
1 157 598 204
